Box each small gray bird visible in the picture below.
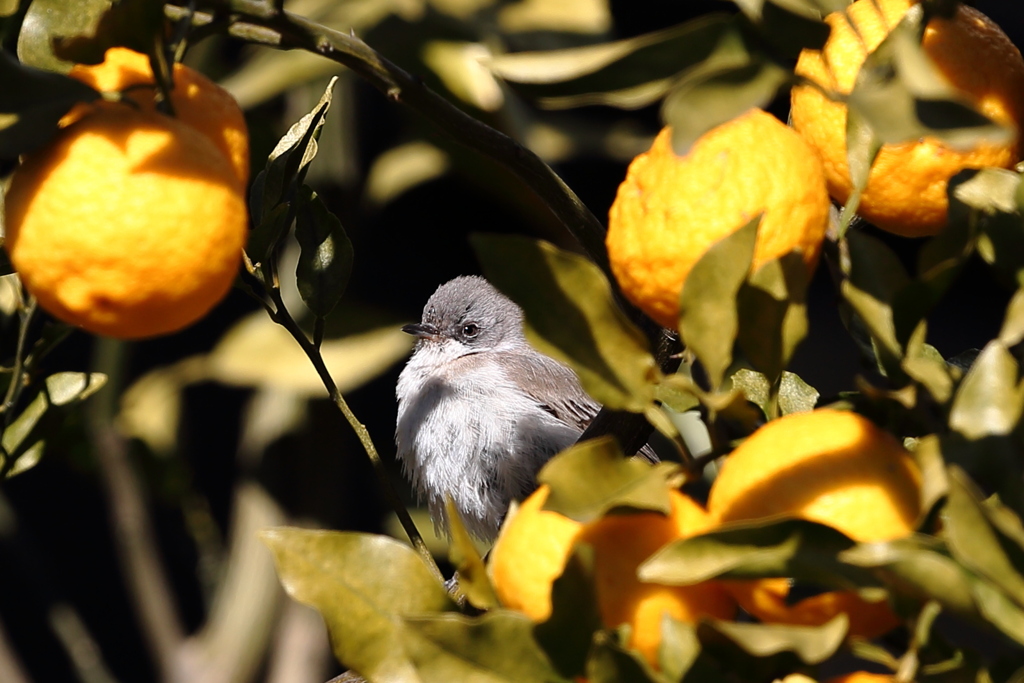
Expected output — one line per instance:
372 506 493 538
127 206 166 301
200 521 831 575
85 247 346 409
395 275 652 541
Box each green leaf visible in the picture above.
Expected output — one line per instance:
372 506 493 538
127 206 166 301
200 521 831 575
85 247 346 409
586 630 663 683
0 52 99 159
943 467 1024 609
678 215 760 389
49 0 165 68
912 435 950 521
294 185 354 318
249 76 338 227
658 615 702 682
700 614 848 665
538 437 679 522
402 611 569 683
948 341 1024 440
998 288 1024 347
736 253 809 382
848 6 1012 152
839 536 979 618
639 519 875 593
662 57 790 154
260 528 457 681
534 545 602 679
1 372 107 477
901 323 953 404
445 498 499 611
484 15 739 111
472 235 659 412
965 574 1024 647
16 0 109 72
732 1 833 56
840 230 910 376
778 372 819 415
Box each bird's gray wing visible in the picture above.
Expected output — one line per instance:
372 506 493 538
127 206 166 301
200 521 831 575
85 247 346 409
503 351 659 463
501 351 598 432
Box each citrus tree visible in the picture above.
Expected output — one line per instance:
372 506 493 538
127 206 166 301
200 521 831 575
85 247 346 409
1 0 1024 682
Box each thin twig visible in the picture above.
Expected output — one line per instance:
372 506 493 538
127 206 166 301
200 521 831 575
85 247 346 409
260 288 444 584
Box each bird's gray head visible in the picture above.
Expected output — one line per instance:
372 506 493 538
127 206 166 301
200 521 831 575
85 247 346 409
402 276 526 355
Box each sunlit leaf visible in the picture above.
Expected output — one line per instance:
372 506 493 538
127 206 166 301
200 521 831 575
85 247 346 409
260 528 456 680
472 235 660 412
538 437 679 522
207 313 413 397
944 467 1024 609
403 611 569 682
49 0 164 67
678 216 759 390
17 0 109 72
948 341 1024 440
701 615 847 665
446 498 499 611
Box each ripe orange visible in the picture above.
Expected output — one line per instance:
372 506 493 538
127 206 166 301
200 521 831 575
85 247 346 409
67 47 249 187
5 106 248 339
490 486 736 668
791 0 1024 236
606 108 829 330
707 409 921 539
708 409 921 638
825 673 894 683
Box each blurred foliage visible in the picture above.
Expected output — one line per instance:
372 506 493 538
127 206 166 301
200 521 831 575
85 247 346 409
0 0 1023 682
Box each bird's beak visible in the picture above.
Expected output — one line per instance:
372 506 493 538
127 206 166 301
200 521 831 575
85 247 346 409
402 322 441 340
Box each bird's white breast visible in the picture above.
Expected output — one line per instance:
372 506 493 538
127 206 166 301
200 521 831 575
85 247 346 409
395 345 579 540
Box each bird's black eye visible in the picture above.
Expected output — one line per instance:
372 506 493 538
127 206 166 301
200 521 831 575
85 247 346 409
462 323 479 338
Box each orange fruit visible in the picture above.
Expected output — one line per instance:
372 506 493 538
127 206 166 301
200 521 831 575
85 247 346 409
606 108 829 330
708 409 921 638
707 409 921 540
724 579 901 640
67 47 249 187
5 106 248 339
488 485 584 622
791 0 1024 237
825 673 894 683
579 492 736 665
490 486 737 668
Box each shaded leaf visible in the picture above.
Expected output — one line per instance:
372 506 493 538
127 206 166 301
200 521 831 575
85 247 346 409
538 436 679 522
948 341 1024 440
736 253 809 382
472 235 659 412
733 0 833 56
966 574 1024 647
485 15 738 111
17 0 109 72
446 498 499 611
701 614 848 665
49 0 165 68
662 57 790 154
678 216 759 389
943 467 1024 609
403 611 569 682
586 630 662 683
0 52 99 160
2 372 107 477
639 518 874 592
295 185 354 318
260 528 456 681
839 537 979 618
534 545 602 679
848 6 1012 151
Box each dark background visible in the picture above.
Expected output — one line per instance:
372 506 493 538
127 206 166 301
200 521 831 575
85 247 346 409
3 1 1024 681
